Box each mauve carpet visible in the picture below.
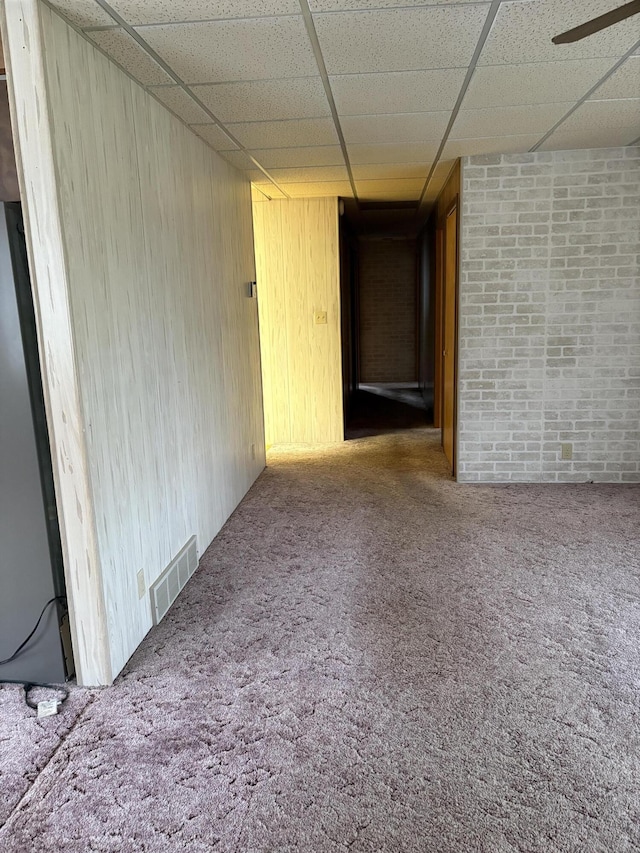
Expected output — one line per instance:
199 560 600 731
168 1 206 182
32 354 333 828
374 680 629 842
2 429 640 852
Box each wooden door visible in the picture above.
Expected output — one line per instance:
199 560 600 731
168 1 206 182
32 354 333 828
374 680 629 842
442 205 457 471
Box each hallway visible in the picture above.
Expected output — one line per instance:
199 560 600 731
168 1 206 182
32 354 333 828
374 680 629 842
346 384 433 439
2 430 640 852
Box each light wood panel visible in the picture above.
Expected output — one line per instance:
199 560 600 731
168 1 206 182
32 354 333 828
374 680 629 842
1 0 111 685
252 201 290 445
431 159 461 471
443 206 457 471
4 0 265 683
253 198 343 446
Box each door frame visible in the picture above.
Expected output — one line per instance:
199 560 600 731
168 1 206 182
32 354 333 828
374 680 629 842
433 226 444 428
442 196 460 476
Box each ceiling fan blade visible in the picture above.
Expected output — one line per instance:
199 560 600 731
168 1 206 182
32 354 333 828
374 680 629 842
552 0 640 44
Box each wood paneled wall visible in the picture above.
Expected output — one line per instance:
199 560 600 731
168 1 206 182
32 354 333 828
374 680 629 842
3 0 265 684
253 198 343 446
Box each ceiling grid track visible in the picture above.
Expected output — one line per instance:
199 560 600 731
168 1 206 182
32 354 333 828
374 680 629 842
92 0 291 199
415 0 502 214
38 0 640 211
298 0 359 204
529 35 640 151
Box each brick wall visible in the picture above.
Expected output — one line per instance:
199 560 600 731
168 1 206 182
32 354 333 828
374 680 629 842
458 146 640 483
359 238 417 383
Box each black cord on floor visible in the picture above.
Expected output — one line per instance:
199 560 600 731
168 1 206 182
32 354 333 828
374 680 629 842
0 596 66 666
0 596 70 712
0 678 70 712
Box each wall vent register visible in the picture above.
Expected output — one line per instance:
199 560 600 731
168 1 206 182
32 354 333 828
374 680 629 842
149 536 198 625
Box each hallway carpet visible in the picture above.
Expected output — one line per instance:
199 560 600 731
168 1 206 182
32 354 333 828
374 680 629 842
2 429 640 852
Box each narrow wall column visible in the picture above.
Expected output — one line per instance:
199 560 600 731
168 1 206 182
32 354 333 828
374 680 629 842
1 0 111 685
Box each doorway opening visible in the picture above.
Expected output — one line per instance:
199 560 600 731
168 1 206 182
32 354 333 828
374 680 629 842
339 200 433 441
339 171 460 472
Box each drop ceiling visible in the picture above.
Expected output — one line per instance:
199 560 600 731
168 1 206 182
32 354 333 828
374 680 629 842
48 0 640 211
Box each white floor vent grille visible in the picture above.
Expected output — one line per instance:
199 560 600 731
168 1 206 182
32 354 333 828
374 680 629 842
150 535 198 625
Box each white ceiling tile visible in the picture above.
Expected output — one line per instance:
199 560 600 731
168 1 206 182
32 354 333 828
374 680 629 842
265 165 349 183
149 85 212 124
555 99 640 133
109 1 300 26
358 190 421 202
331 68 467 115
88 29 173 86
311 0 486 8
251 184 287 201
356 178 424 201
137 17 317 84
442 134 539 158
463 58 616 110
352 163 431 180
539 127 640 150
260 181 353 197
342 112 449 145
189 124 239 150
190 77 330 123
348 142 440 164
217 150 258 171
246 146 345 168
480 0 640 66
430 160 456 181
424 159 457 197
451 103 573 139
314 5 490 74
246 166 279 186
226 118 339 149
589 56 640 100
48 0 115 28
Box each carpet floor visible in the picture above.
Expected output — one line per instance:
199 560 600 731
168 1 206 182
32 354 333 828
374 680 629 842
2 428 639 852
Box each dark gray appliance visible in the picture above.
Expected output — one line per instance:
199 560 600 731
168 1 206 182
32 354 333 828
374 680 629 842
0 202 71 684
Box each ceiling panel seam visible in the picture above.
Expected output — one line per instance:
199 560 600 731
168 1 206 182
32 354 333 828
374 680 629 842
311 1 495 13
88 12 303 30
298 0 359 203
90 0 291 198
416 0 502 212
529 37 640 151
224 115 333 125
